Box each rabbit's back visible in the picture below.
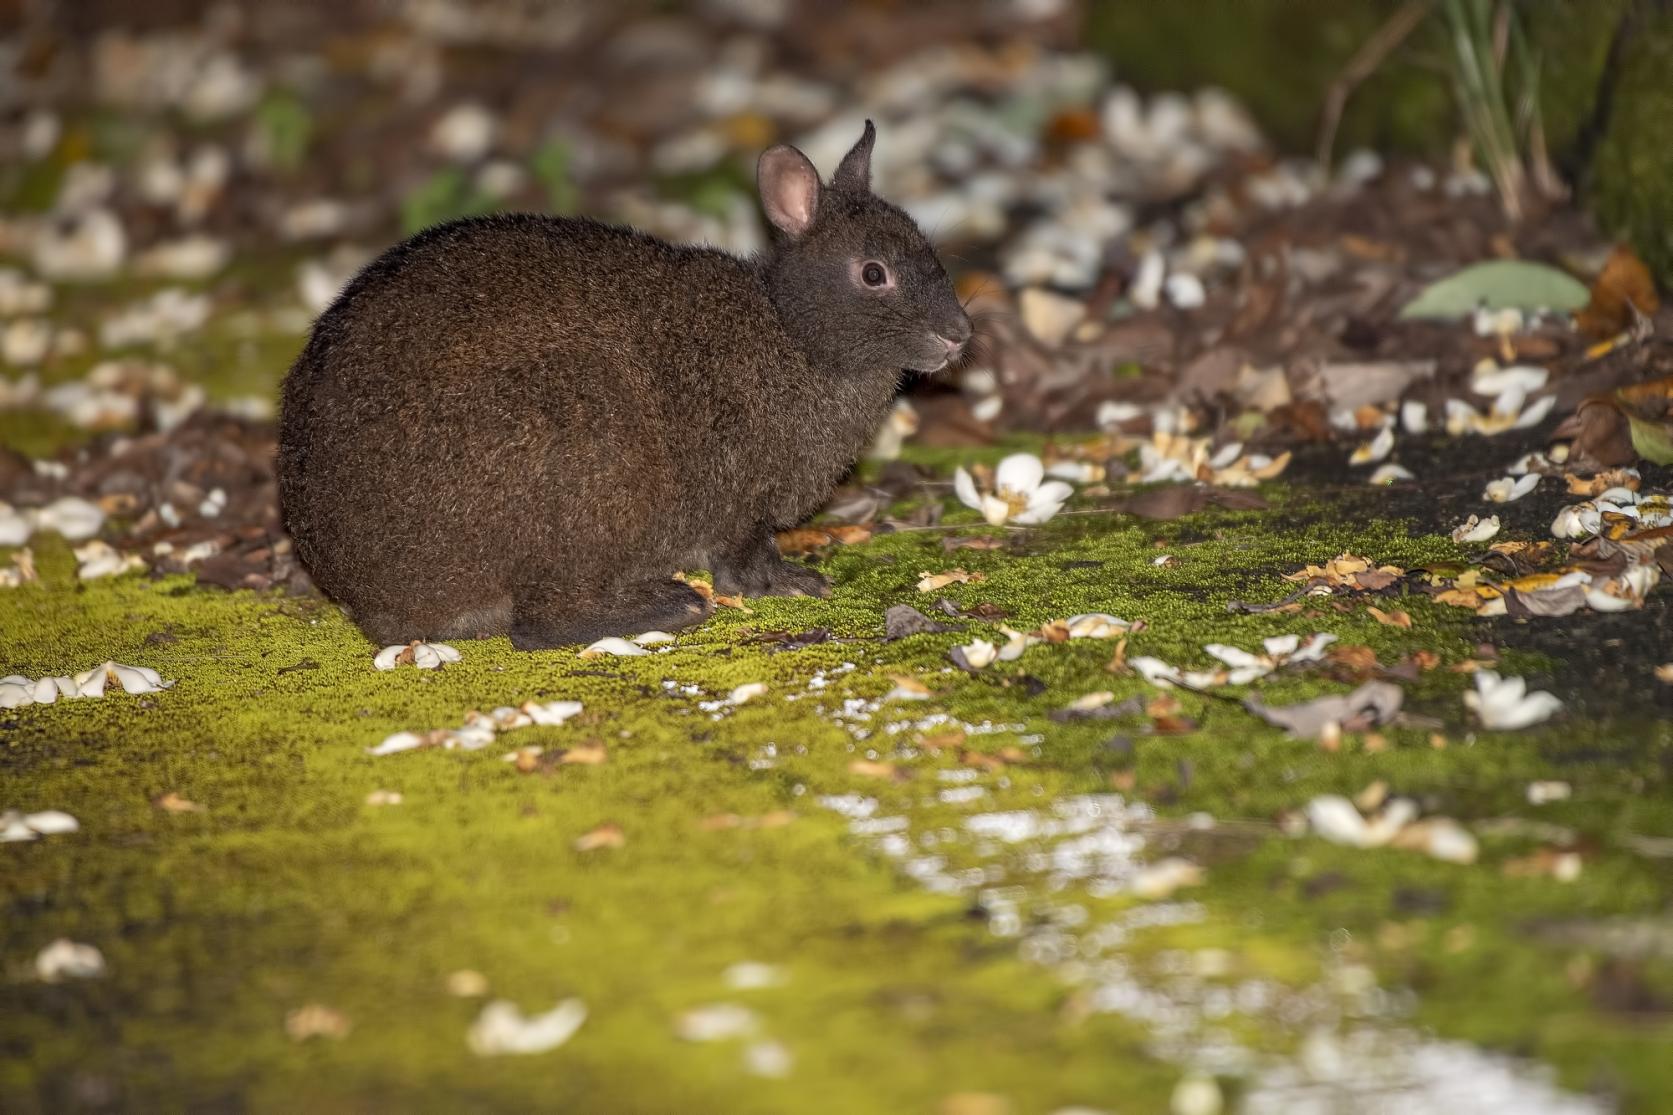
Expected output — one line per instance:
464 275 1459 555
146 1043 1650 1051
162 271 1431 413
278 214 790 640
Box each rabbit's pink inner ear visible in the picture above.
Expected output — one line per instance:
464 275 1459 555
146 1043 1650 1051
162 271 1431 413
758 145 821 237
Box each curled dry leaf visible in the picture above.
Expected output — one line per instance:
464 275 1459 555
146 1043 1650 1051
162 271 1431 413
848 759 901 780
1575 244 1660 339
917 568 986 592
154 791 206 813
884 675 932 701
447 969 489 997
286 1004 352 1041
1366 606 1412 629
574 822 625 851
1129 857 1204 899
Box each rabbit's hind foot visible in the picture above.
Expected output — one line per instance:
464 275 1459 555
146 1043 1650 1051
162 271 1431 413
508 577 712 651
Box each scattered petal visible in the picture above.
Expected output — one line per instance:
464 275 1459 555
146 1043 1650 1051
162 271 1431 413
468 998 586 1056
580 636 648 658
1464 670 1562 730
1451 514 1501 544
35 939 105 982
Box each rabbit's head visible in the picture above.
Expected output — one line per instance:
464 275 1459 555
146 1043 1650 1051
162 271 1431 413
757 121 971 377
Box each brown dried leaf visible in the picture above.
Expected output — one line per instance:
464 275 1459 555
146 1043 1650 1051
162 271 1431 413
154 791 206 813
1576 245 1660 339
849 759 902 780
917 568 986 592
917 729 966 753
775 528 834 555
674 572 715 603
1366 606 1412 629
285 1004 351 1041
559 740 608 766
1565 468 1642 497
574 822 625 851
943 535 1005 552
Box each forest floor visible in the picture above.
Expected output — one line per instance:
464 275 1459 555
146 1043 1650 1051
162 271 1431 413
3 5 1672 1114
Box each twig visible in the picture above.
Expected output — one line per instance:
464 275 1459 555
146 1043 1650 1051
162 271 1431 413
1316 0 1433 169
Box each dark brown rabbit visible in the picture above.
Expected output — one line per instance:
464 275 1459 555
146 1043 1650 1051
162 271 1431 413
277 122 971 649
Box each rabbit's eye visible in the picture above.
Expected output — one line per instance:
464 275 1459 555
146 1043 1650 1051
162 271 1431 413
861 261 889 287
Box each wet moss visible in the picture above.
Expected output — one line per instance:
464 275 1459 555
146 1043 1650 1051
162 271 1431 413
2 447 1669 1110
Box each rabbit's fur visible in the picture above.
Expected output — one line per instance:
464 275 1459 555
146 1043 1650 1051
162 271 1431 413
278 123 971 649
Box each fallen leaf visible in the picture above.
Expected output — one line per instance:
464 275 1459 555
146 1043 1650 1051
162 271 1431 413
1399 260 1589 320
848 759 902 780
884 604 957 639
1366 606 1412 629
559 740 608 765
574 822 625 851
285 1004 351 1041
675 572 715 603
446 970 489 997
1245 681 1403 740
917 568 986 592
153 791 205 813
1575 245 1660 339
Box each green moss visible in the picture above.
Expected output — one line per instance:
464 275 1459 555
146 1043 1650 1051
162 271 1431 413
3 459 1669 1109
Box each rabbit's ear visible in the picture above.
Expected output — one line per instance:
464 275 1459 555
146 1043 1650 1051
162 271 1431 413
832 120 875 193
758 145 822 237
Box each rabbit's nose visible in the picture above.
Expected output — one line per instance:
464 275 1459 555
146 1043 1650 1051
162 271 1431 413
936 333 964 356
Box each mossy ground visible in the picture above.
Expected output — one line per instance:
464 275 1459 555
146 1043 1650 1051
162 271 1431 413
4 440 1670 1112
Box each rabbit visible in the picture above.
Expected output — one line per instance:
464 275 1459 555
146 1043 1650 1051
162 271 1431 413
277 121 972 650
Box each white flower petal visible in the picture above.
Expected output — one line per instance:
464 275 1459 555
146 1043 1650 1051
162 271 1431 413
1367 463 1413 486
1010 498 1065 525
1306 796 1371 847
368 731 425 756
980 493 1012 526
729 682 767 705
1204 644 1262 669
35 939 105 982
953 466 982 512
25 810 79 835
523 700 583 727
468 998 587 1057
582 636 648 658
994 453 1045 496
